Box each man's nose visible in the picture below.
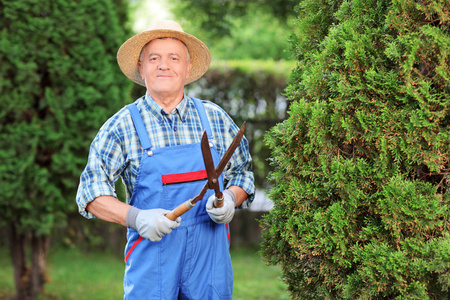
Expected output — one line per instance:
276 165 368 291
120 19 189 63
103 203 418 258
158 57 170 69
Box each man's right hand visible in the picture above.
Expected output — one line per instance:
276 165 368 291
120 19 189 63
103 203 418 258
126 207 181 241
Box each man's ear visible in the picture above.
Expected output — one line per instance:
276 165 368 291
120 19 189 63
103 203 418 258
186 61 192 80
138 61 144 81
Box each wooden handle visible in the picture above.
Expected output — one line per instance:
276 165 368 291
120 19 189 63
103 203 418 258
165 200 195 221
213 194 224 208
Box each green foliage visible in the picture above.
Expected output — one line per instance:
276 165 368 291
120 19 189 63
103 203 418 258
289 0 344 61
170 0 297 37
0 0 132 235
261 0 450 298
169 0 295 60
203 10 293 60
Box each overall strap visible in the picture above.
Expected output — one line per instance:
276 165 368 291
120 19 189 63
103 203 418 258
191 97 213 139
126 104 153 150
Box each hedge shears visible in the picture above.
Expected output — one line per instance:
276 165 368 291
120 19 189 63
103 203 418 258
165 122 246 221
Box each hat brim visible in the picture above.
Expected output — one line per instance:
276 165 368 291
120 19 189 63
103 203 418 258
117 29 211 86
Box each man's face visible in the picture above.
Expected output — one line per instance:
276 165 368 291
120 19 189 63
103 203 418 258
138 38 192 102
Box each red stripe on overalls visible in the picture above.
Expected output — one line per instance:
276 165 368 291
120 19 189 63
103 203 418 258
162 170 207 184
125 236 143 263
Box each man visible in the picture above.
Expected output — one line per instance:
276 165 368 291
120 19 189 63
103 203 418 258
76 20 254 299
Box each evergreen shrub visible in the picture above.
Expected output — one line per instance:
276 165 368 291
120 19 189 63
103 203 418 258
261 0 450 298
0 0 131 235
0 0 131 297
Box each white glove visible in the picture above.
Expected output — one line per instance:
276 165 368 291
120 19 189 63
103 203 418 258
126 207 181 242
206 189 237 224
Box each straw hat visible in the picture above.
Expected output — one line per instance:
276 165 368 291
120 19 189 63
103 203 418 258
117 20 211 86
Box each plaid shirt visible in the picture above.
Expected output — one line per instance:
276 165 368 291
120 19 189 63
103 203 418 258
76 94 255 219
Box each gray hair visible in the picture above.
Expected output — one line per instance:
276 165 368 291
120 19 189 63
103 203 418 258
139 37 190 62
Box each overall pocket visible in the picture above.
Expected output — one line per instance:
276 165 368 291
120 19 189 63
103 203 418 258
161 169 208 218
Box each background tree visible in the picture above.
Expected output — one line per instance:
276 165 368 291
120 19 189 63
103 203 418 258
168 0 295 61
0 0 131 298
170 0 297 37
261 0 450 298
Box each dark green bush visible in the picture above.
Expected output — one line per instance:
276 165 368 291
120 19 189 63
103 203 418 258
0 0 131 297
261 0 450 298
0 0 131 235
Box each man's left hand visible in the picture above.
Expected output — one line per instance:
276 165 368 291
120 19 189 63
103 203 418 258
206 189 236 224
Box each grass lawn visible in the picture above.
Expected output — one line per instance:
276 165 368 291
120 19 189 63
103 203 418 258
0 247 288 299
231 248 289 300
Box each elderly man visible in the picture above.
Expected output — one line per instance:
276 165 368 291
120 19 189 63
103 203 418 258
76 20 254 299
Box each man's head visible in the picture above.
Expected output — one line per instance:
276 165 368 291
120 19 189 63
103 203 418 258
138 37 192 101
117 20 211 87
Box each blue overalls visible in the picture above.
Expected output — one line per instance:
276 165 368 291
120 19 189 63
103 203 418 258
123 98 233 299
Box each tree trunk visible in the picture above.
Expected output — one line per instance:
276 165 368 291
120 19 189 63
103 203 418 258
9 223 31 300
9 223 50 300
31 234 49 298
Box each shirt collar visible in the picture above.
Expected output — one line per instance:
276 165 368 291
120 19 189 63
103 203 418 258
144 93 188 123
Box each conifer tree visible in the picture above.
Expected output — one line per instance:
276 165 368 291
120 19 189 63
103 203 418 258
0 0 131 298
261 0 450 298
